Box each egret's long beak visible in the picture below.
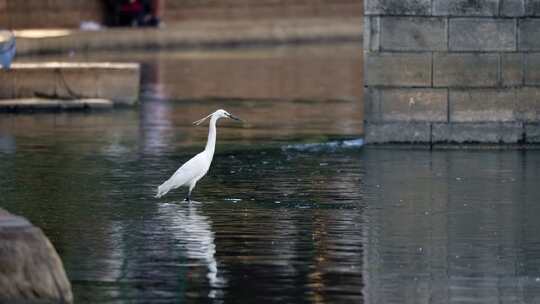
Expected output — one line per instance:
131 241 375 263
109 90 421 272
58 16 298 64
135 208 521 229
228 113 243 122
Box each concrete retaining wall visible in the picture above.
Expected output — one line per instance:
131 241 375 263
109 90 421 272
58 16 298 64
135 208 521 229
14 19 362 56
0 63 140 106
0 0 362 29
364 0 540 144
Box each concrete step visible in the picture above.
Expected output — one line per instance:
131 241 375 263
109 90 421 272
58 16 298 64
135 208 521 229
0 62 140 106
13 18 363 55
0 98 113 112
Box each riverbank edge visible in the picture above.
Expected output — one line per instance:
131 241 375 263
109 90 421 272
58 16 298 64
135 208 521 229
14 18 363 56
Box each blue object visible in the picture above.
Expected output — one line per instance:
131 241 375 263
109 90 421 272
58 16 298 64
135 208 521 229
0 31 15 70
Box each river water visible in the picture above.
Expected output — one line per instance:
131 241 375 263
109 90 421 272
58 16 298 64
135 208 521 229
2 46 540 303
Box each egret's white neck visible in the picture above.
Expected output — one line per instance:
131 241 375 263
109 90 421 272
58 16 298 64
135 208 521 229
205 115 218 156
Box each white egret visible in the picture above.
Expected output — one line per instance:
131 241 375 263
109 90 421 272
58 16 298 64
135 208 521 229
155 109 242 201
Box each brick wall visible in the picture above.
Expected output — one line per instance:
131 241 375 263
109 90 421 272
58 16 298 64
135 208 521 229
364 0 540 144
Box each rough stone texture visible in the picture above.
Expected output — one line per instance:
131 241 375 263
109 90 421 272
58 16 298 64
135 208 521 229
0 208 73 303
379 88 448 122
516 87 540 122
364 122 432 143
449 89 516 122
364 16 381 52
525 123 540 143
434 53 499 87
524 53 540 85
500 0 525 17
366 53 432 87
501 53 523 87
364 87 381 122
364 0 540 144
380 17 447 51
433 0 499 16
0 63 140 106
525 0 540 16
365 0 431 15
432 123 523 143
519 18 540 50
449 18 516 51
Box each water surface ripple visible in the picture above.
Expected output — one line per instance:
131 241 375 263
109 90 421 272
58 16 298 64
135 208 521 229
1 102 540 303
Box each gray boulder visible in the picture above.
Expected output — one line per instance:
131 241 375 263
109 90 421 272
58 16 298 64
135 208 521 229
0 208 72 303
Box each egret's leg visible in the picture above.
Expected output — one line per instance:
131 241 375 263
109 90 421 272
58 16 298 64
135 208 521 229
185 182 197 203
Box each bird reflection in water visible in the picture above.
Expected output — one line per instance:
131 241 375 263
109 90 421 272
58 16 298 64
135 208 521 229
157 202 225 298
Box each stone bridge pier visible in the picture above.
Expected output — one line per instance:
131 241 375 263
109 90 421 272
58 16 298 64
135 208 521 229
364 0 540 144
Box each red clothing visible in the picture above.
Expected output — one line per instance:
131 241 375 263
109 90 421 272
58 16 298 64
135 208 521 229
119 0 143 14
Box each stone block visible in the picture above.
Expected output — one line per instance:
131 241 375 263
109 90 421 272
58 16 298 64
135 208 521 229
433 0 499 16
449 18 516 51
366 53 432 87
516 87 540 122
364 87 381 122
432 122 523 143
364 16 380 52
434 53 499 87
365 0 431 15
525 123 540 143
519 18 540 50
501 53 523 87
524 53 540 85
525 0 540 16
501 0 525 16
449 89 516 122
379 88 448 122
364 121 431 143
380 17 447 51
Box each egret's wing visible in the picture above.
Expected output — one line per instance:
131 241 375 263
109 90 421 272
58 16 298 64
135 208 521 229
169 153 207 186
156 152 207 198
